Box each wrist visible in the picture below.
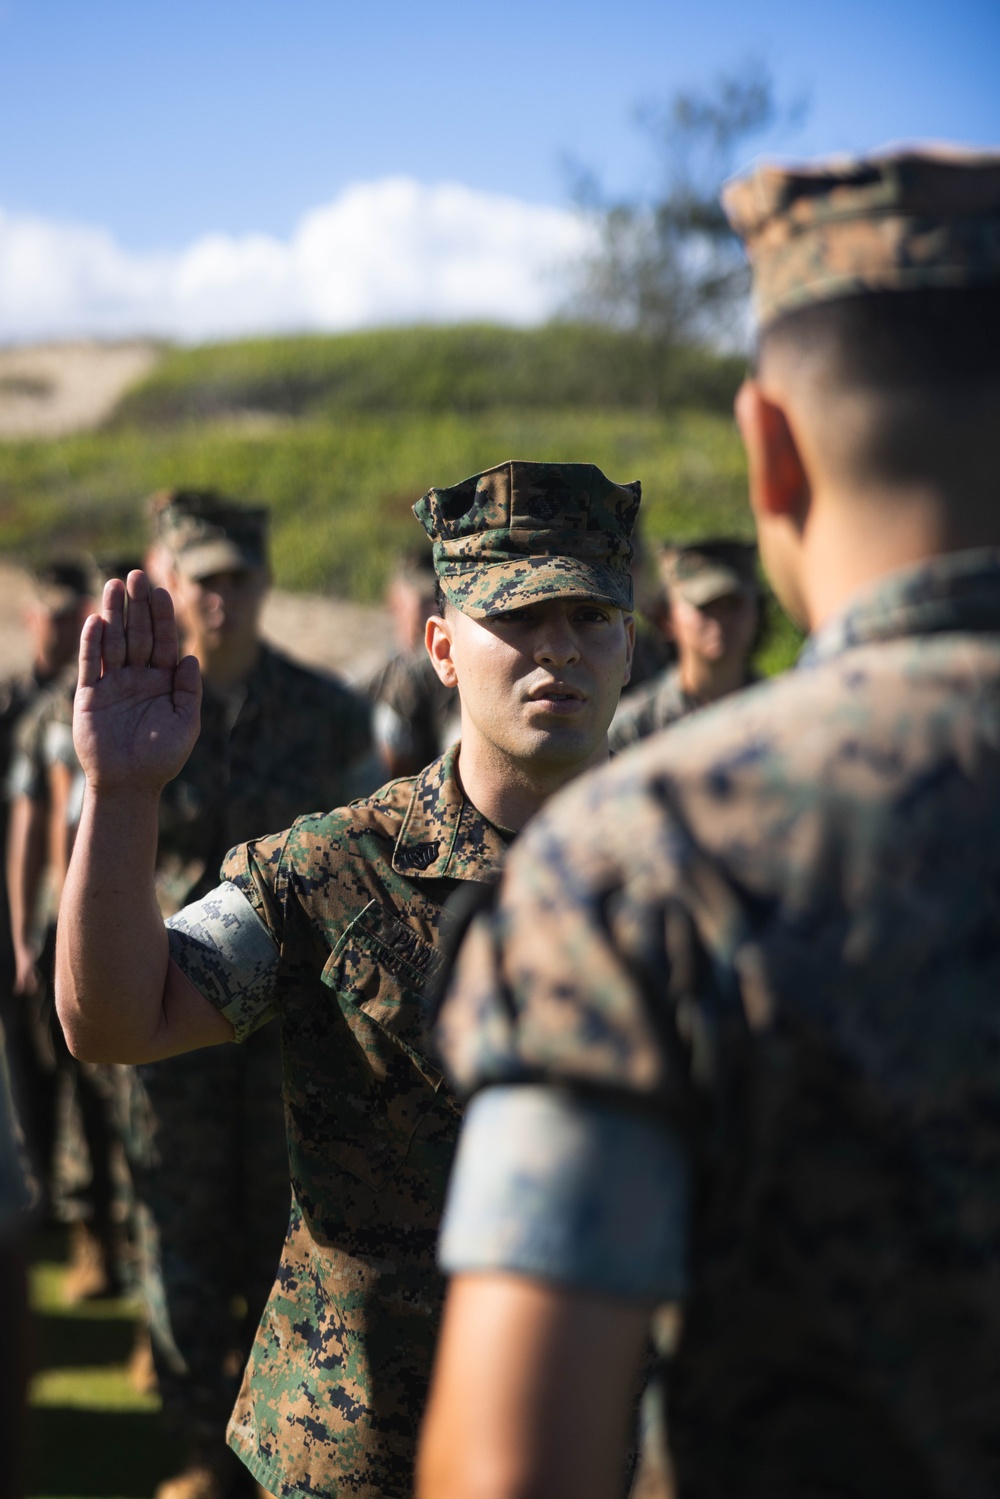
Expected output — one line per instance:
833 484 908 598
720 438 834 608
84 779 164 811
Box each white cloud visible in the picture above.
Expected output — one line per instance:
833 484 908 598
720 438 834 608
0 179 590 343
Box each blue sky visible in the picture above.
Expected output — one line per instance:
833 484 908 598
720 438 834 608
0 0 997 338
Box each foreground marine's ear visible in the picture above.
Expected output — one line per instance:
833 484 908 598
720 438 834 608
425 611 459 689
735 379 810 528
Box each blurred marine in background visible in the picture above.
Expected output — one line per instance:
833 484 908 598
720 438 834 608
423 145 1000 1499
1 563 93 1235
610 538 759 751
367 547 459 778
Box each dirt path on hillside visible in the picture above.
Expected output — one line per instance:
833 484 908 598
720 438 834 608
0 342 161 438
0 562 396 685
0 342 398 683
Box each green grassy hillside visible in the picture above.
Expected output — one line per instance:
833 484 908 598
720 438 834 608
0 323 801 671
112 323 746 425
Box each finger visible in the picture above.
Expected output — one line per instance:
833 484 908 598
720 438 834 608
148 586 179 671
78 612 105 689
173 654 203 720
101 579 127 671
125 570 154 669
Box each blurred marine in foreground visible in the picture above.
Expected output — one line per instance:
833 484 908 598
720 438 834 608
422 145 1000 1499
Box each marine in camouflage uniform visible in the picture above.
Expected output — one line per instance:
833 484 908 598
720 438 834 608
0 1025 37 1499
131 495 374 1495
56 460 640 1499
0 562 92 1196
609 540 759 752
367 549 459 778
9 664 127 1301
426 147 1000 1499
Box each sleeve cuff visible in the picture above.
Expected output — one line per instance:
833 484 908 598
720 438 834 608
438 1084 690 1304
166 881 280 1043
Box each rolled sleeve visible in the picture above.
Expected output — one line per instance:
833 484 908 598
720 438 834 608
167 881 280 1043
439 1084 690 1304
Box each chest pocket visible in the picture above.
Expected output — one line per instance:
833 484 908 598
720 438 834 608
318 900 458 1191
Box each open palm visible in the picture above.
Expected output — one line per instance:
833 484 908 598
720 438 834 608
74 571 202 794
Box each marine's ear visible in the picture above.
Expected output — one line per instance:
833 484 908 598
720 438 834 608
735 378 810 527
425 611 459 689
735 378 812 630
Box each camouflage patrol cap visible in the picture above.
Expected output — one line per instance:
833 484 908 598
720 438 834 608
660 538 758 608
150 489 269 580
723 144 1000 326
413 460 641 618
31 559 93 612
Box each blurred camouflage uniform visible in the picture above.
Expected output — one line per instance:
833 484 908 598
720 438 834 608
130 496 375 1455
8 668 124 1280
0 1024 36 1499
610 540 759 752
436 149 1000 1498
367 549 459 775
368 647 459 773
162 461 640 1497
0 561 92 1191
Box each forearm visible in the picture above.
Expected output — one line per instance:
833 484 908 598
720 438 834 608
55 782 229 1062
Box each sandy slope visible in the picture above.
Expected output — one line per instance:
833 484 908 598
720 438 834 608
0 341 161 438
0 341 398 682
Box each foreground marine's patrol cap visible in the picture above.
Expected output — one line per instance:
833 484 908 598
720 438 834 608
31 559 93 612
660 538 758 608
723 144 1000 327
413 460 641 619
150 490 269 580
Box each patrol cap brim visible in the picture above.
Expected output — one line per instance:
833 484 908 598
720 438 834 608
672 567 756 608
437 555 634 619
174 539 264 580
33 583 87 613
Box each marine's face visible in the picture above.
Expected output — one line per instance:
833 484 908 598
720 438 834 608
670 589 758 668
172 565 269 652
29 600 91 672
429 596 634 775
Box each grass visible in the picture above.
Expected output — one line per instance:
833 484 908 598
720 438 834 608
26 1230 182 1499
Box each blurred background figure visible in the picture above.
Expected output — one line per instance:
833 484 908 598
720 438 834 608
0 1022 37 1499
15 559 147 1314
610 537 759 750
1 561 93 1245
125 490 374 1499
619 527 674 700
366 547 459 777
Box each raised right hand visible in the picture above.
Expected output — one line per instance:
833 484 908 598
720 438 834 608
74 570 202 795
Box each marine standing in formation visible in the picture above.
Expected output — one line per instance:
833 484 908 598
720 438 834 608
609 538 760 750
367 547 459 778
55 460 640 1498
422 146 1000 1499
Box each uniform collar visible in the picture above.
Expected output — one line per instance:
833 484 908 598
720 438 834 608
392 743 512 882
800 548 1000 669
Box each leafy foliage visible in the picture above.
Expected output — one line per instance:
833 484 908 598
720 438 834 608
570 65 795 350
